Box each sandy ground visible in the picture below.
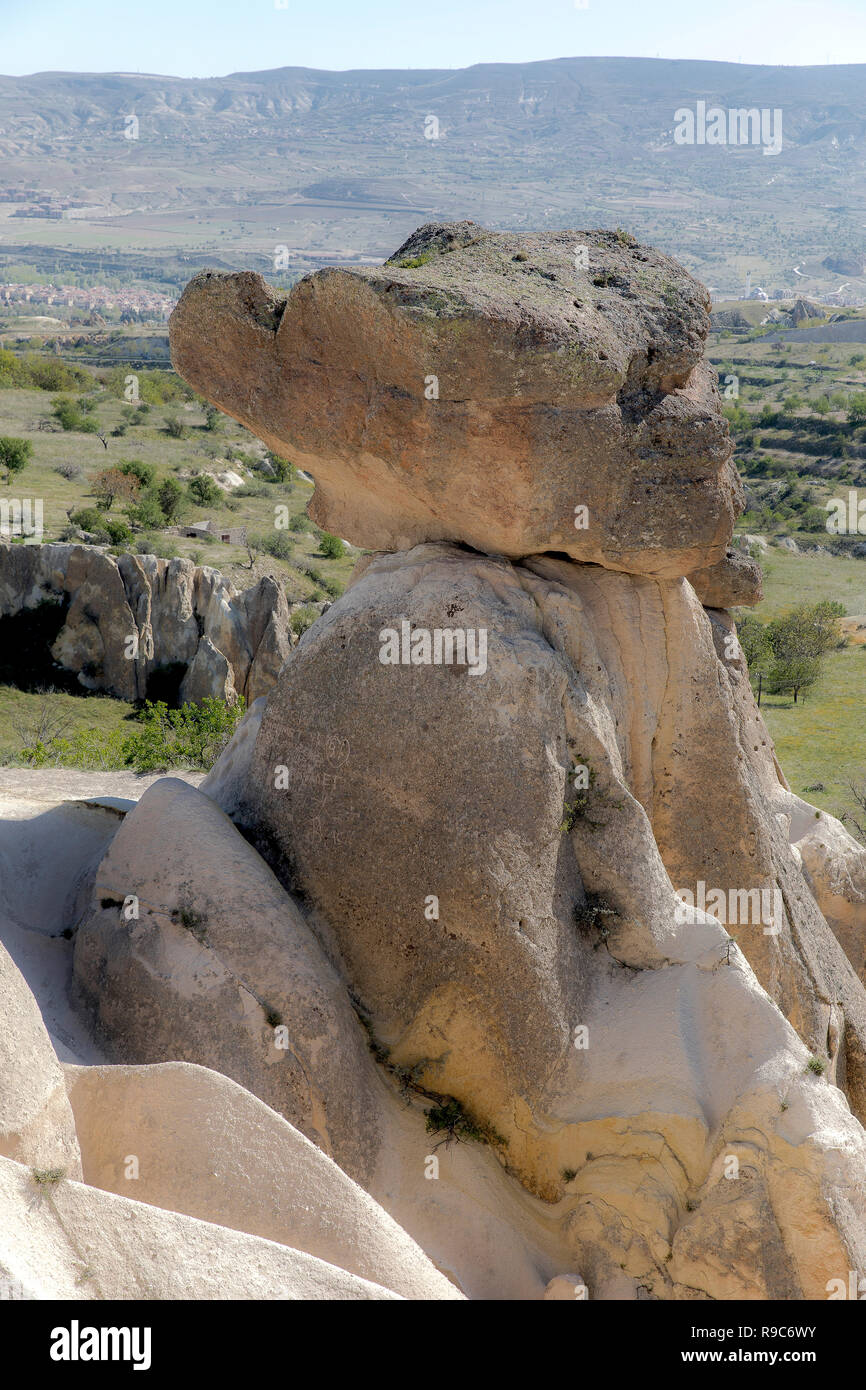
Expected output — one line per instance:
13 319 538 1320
0 768 203 1063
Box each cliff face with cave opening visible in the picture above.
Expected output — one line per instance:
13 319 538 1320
0 542 291 704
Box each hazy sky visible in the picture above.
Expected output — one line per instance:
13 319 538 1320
2 0 865 76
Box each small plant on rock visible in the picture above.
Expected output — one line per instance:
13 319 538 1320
560 756 620 834
31 1167 66 1187
172 893 208 943
424 1098 504 1150
573 893 618 942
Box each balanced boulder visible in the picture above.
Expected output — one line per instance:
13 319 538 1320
170 222 743 581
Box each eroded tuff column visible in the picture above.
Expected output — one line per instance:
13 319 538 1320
159 222 866 1298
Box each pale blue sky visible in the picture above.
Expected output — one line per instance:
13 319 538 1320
2 0 865 77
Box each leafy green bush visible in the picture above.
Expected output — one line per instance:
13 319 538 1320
70 506 109 535
119 697 246 771
20 726 128 770
0 348 92 392
266 453 296 482
135 535 179 560
19 696 245 772
848 391 866 425
288 513 313 533
104 517 132 545
235 482 271 499
318 532 346 559
103 366 189 406
248 530 294 560
127 492 167 530
156 477 185 522
52 397 98 433
119 459 156 488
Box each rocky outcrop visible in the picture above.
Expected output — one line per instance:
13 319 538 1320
164 223 866 1298
71 778 383 1185
687 546 763 608
0 943 81 1177
0 793 462 1301
229 544 866 1234
198 695 265 820
0 542 291 704
64 1061 461 1301
170 222 743 581
788 800 866 989
5 220 864 1301
0 1151 406 1300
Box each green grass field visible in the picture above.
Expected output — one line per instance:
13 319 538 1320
0 685 137 764
0 383 358 601
753 549 866 618
740 548 866 829
759 649 866 824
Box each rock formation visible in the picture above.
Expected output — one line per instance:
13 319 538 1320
71 777 384 1184
171 223 744 599
4 221 866 1301
167 224 866 1296
0 542 291 704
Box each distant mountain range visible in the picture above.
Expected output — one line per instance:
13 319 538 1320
1 57 865 295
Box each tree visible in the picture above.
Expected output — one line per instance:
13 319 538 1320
267 453 296 483
0 437 33 485
737 616 770 670
810 599 846 649
93 467 140 511
244 534 265 569
163 415 187 439
156 476 185 523
188 473 221 506
763 601 842 704
841 781 866 846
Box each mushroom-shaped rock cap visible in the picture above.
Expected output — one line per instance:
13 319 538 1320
170 222 742 577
